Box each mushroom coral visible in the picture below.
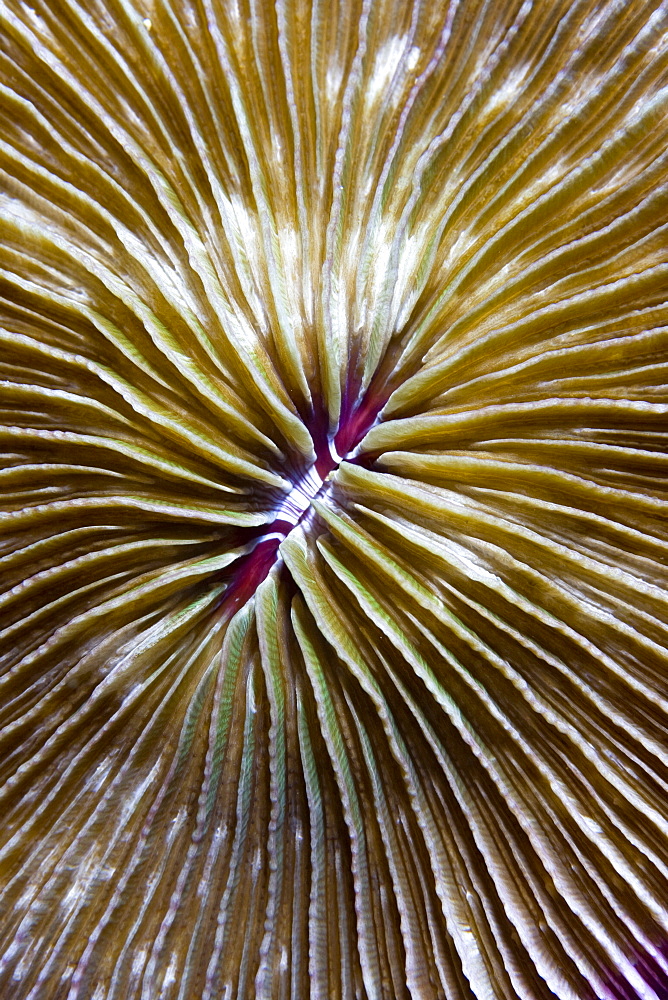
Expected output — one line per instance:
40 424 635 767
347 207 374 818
2 0 668 997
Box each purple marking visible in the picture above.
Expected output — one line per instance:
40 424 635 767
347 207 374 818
217 387 387 617
600 944 668 1000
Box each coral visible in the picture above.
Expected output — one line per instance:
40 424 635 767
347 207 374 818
2 1 668 997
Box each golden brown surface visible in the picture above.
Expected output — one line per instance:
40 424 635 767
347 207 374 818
2 0 668 997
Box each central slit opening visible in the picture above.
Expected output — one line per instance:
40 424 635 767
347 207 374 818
218 388 385 618
272 462 330 530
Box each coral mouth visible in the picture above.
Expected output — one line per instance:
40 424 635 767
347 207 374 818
219 391 384 617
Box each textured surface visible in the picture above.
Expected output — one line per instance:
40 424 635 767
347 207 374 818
2 0 668 997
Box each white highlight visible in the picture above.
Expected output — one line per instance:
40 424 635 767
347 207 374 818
273 465 324 525
366 36 408 103
406 46 420 71
131 948 147 980
326 63 344 103
328 438 343 464
485 64 529 114
163 952 178 988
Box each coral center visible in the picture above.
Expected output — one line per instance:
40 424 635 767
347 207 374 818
219 391 384 617
272 463 328 527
